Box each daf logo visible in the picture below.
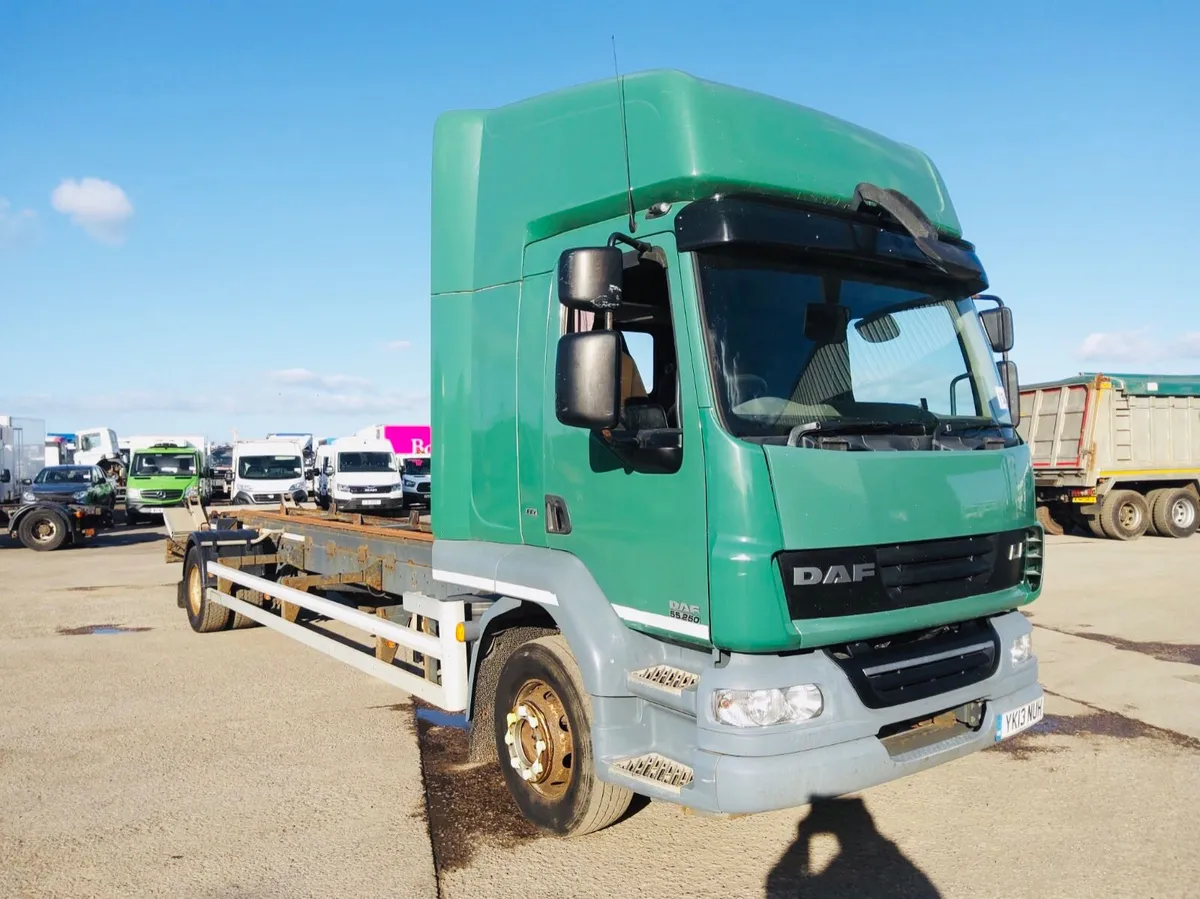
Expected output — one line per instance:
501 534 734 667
794 563 877 586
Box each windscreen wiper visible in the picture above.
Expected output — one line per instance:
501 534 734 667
786 419 929 446
850 183 984 283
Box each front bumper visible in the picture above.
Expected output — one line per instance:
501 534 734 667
699 680 1042 814
334 494 405 512
597 610 1041 815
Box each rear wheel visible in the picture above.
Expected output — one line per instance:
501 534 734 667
18 510 69 551
1149 487 1199 539
1099 489 1149 541
184 545 232 633
1035 505 1066 536
493 635 633 837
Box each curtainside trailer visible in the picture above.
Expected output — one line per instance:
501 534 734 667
1018 373 1200 540
175 70 1045 837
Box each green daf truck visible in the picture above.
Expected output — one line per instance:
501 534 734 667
126 441 210 524
177 70 1044 837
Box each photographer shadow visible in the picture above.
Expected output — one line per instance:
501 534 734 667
765 797 939 899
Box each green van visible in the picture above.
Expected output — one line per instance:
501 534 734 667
125 442 210 525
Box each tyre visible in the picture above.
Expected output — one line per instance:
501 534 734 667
183 545 232 633
493 634 633 837
18 510 69 551
1098 489 1150 541
1035 505 1065 536
1149 487 1199 539
1086 515 1106 538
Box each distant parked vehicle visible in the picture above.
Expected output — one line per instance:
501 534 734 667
399 454 431 509
230 440 311 506
6 464 116 550
1018 372 1200 540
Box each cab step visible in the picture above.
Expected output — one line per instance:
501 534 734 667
627 664 701 717
610 752 695 794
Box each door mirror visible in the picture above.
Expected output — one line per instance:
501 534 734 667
979 306 1014 353
0 469 9 484
997 360 1021 428
557 247 623 311
224 471 234 482
21 478 32 486
555 330 621 429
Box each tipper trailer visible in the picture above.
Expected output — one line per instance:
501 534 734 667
177 70 1045 837
1018 373 1200 539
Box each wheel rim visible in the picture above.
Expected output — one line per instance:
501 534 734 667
503 678 574 800
30 517 58 545
187 563 203 615
1171 497 1196 529
1118 501 1143 531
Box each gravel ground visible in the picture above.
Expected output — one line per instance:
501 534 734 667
1 527 1196 898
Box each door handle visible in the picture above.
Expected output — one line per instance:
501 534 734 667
545 495 572 535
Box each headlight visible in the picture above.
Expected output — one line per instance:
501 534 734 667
126 488 142 500
72 490 89 501
185 485 199 499
712 684 824 727
21 491 35 503
403 478 415 488
1010 633 1033 665
288 481 307 493
390 482 405 492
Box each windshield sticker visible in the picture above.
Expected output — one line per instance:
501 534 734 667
994 386 1009 410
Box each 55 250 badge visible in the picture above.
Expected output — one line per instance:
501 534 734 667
669 601 702 623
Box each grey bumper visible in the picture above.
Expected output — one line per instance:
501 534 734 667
596 610 1041 815
336 495 405 512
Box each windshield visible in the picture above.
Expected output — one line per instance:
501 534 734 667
210 449 232 466
34 467 92 484
338 451 394 473
131 452 198 477
695 251 1011 439
238 455 302 480
403 458 430 476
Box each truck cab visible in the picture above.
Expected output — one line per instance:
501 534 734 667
74 427 124 479
125 441 210 524
230 440 310 506
318 437 403 514
428 70 1042 828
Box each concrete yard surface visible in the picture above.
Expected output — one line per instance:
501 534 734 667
1 528 1197 898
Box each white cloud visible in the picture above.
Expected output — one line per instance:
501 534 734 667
1077 330 1156 363
50 177 134 245
0 198 37 248
385 339 413 351
1172 332 1200 358
267 368 372 389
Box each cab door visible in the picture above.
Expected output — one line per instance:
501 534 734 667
541 234 711 644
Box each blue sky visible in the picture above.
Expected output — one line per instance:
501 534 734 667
2 1 1197 441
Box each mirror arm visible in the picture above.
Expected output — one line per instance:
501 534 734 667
606 231 653 255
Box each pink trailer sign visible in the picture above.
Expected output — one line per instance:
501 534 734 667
382 425 431 456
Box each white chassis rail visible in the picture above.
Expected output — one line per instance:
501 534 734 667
205 561 471 711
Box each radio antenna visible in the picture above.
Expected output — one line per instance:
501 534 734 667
611 35 636 233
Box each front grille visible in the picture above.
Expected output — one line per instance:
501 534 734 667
416 483 431 494
252 493 280 503
777 528 1028 620
827 618 1000 709
346 485 383 494
141 489 183 501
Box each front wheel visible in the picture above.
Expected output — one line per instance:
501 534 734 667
493 634 633 837
18 510 69 551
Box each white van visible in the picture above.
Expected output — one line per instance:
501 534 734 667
398 453 431 508
230 439 310 506
318 437 403 515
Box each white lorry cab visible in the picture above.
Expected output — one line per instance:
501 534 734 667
319 436 403 515
230 439 310 506
398 453 431 508
74 427 124 478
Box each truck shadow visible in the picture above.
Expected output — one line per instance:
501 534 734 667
765 797 939 898
87 531 166 548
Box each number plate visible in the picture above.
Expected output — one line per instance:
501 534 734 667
994 694 1044 742
362 499 382 506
